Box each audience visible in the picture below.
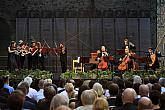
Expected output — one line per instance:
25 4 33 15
1 74 165 110
93 97 109 110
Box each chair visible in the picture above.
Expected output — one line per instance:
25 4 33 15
72 58 84 73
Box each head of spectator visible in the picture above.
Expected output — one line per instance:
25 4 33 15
124 79 133 88
92 83 104 97
160 92 165 108
82 80 91 87
89 80 96 89
152 83 161 93
44 82 58 94
122 88 137 104
99 79 108 90
149 90 160 109
49 94 69 110
45 79 52 84
24 76 33 87
3 76 9 85
44 85 56 101
64 83 75 98
81 90 97 106
116 78 125 91
93 97 109 110
55 105 71 110
7 90 25 110
133 75 142 84
139 84 149 97
17 82 29 95
112 76 121 84
77 85 90 106
144 77 150 84
108 83 119 96
138 97 153 110
38 79 45 89
159 77 165 87
149 75 158 84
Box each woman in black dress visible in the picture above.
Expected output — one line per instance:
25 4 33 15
7 41 17 72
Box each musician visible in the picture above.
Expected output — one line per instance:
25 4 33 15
123 38 136 51
19 40 26 69
37 42 45 70
147 47 159 71
7 41 17 72
59 43 67 73
29 41 38 70
97 46 109 70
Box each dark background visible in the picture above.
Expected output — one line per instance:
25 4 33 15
0 0 157 78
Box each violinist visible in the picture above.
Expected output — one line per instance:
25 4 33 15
29 41 38 70
97 46 109 70
7 41 17 72
147 47 159 71
37 42 45 70
59 43 67 73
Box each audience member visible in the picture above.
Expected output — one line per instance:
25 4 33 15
3 76 14 94
149 90 160 110
138 97 153 110
93 97 109 110
139 84 149 97
49 94 69 110
36 79 45 102
159 92 165 110
120 88 137 110
133 75 142 84
37 85 56 110
76 89 97 110
7 90 25 110
55 105 71 110
159 77 165 93
92 83 105 98
152 83 161 93
23 76 38 101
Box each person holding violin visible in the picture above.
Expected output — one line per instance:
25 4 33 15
97 45 109 70
37 42 45 70
147 47 159 71
59 43 67 73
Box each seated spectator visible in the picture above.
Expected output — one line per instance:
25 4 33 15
49 94 69 110
60 83 77 100
37 85 56 110
92 83 105 98
125 79 133 88
3 76 14 94
143 77 150 84
18 82 37 106
55 105 71 110
149 90 160 110
119 88 137 110
152 83 161 93
17 83 36 110
107 83 119 106
149 75 158 84
23 76 38 101
76 90 97 110
139 84 149 97
75 85 90 108
138 97 153 110
159 92 165 110
36 79 45 102
133 75 142 84
93 97 109 110
159 77 165 93
133 83 141 98
7 90 25 110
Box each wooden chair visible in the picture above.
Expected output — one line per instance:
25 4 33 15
72 58 84 73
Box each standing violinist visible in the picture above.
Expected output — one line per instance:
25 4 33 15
59 43 67 73
37 42 45 70
147 47 159 71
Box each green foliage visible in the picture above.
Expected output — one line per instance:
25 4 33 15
60 70 113 80
0 69 53 79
